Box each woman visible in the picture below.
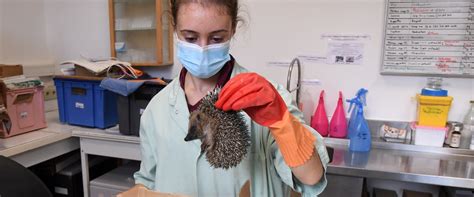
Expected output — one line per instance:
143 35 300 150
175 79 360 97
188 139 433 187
124 0 329 196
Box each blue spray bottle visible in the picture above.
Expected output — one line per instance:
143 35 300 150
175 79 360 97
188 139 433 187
348 102 371 152
346 88 368 139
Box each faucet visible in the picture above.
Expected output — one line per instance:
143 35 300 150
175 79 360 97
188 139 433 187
286 58 301 104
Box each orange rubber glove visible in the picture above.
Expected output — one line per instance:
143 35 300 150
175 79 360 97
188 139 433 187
215 73 316 167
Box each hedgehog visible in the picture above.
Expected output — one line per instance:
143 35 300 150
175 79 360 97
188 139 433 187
184 88 251 169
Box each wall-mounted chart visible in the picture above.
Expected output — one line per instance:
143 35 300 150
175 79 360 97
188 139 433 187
381 0 473 78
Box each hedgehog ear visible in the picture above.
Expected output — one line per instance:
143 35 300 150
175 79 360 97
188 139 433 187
201 132 214 152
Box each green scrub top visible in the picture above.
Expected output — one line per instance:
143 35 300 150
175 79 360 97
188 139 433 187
134 63 329 197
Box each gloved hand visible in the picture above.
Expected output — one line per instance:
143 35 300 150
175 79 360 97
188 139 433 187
215 73 287 126
215 73 316 167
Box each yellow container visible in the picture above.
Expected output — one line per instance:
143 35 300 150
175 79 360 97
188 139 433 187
417 94 453 127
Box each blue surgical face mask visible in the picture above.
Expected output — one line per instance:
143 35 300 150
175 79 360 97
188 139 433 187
177 38 231 79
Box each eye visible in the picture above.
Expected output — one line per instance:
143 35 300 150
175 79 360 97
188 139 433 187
184 36 198 43
209 36 224 44
196 113 201 121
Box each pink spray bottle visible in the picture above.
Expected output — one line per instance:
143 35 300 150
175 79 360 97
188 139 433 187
329 91 348 138
311 90 329 137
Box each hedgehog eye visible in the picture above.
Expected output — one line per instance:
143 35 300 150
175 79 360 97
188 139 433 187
196 114 201 121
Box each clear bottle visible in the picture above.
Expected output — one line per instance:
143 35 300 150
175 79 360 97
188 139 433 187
461 101 474 149
426 77 443 90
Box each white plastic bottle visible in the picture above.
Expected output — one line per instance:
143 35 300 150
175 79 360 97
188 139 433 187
461 100 474 149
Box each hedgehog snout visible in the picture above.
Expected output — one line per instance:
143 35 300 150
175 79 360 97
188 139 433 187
184 125 199 141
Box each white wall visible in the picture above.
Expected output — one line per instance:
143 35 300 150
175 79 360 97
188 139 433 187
0 0 54 66
43 0 110 64
228 0 474 123
0 0 3 61
1 0 472 123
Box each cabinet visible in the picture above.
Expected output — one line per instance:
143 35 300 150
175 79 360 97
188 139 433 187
108 0 173 66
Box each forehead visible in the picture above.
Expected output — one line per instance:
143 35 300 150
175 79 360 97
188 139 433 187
176 3 232 31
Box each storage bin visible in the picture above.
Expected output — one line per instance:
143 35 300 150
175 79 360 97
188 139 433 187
416 94 453 127
30 151 118 197
117 82 165 136
54 76 118 129
403 189 433 197
0 86 47 138
53 156 117 197
413 124 447 147
373 188 397 197
90 162 139 197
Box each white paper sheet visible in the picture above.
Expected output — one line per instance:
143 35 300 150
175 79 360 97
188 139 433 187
321 33 371 41
326 42 365 65
297 55 327 64
267 61 291 67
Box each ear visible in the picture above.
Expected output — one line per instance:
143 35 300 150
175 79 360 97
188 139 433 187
202 123 215 150
201 130 214 153
230 28 237 39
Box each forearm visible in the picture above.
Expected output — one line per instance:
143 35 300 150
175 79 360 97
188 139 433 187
290 147 324 185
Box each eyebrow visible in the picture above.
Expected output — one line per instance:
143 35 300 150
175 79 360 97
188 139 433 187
180 29 229 34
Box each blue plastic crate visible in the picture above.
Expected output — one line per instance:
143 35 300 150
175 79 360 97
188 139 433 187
54 77 118 129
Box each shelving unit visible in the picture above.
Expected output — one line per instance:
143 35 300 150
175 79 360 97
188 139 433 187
108 0 173 66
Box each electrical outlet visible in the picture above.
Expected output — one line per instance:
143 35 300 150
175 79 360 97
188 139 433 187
43 85 57 101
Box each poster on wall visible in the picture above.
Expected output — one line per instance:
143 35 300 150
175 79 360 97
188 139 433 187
326 42 365 65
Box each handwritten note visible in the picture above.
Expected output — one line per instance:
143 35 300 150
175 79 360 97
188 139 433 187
381 0 473 77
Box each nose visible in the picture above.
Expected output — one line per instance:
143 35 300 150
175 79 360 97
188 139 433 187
185 125 199 141
197 39 209 48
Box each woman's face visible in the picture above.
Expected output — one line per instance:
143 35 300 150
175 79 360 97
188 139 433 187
176 3 234 47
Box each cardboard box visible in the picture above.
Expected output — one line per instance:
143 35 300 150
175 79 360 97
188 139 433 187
117 180 251 197
0 64 23 78
413 124 447 147
116 186 191 197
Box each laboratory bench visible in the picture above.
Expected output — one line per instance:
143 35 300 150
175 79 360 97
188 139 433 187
1 111 473 197
72 124 140 197
0 111 79 167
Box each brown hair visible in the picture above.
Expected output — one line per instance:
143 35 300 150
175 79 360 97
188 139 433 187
169 0 241 30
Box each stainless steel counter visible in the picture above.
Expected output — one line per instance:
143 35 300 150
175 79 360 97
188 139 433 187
324 138 474 189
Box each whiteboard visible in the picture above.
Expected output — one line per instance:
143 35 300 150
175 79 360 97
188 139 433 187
381 0 474 78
